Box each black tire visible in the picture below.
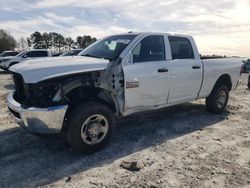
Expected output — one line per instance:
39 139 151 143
206 84 229 113
64 101 115 153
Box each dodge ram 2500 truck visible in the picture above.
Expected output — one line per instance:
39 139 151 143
7 32 242 153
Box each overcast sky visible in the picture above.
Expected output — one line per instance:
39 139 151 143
0 0 249 56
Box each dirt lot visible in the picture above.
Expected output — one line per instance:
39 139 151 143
0 70 249 188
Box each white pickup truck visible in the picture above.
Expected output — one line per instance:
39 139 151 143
7 32 241 153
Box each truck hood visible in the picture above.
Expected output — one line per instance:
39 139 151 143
10 56 110 83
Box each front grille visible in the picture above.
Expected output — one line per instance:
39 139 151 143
13 73 26 103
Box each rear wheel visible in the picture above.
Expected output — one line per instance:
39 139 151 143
64 101 115 153
206 85 229 113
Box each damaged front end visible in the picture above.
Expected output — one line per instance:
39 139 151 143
12 72 96 108
7 73 67 133
8 72 99 134
8 65 125 134
12 73 64 108
7 33 137 134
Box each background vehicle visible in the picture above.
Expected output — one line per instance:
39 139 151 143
242 59 250 73
244 59 250 72
59 49 83 56
241 62 247 73
7 32 242 153
0 51 19 57
0 51 20 65
0 49 51 70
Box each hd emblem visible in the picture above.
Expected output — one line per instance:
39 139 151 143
126 79 139 88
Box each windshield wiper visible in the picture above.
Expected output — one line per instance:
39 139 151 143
83 53 111 61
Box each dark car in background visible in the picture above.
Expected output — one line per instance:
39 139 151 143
242 59 250 73
245 59 250 72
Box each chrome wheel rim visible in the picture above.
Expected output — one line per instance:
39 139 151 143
217 90 227 109
81 114 109 145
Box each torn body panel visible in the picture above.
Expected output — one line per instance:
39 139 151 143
51 59 125 116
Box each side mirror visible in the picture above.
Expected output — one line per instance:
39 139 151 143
23 54 28 58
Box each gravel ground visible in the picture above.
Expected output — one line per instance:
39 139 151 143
0 70 249 188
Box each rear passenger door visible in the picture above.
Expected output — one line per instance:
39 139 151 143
167 36 203 104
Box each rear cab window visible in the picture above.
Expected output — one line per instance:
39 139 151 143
168 36 194 59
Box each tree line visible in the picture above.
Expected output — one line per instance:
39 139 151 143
0 29 97 53
0 29 17 52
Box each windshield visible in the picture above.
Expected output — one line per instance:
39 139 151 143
79 34 137 60
16 51 26 57
0 52 5 57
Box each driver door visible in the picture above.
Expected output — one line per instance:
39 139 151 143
123 35 171 110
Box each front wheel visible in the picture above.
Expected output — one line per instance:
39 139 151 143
64 101 115 153
206 85 229 113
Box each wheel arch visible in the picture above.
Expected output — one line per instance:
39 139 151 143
62 86 119 134
213 74 232 92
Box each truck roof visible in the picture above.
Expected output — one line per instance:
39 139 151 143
114 31 192 38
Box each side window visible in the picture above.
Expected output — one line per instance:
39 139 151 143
25 51 35 57
8 52 18 56
26 51 48 57
168 36 194 59
132 35 165 63
36 51 48 57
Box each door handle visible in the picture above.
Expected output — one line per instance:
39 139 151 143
192 65 201 69
158 68 169 73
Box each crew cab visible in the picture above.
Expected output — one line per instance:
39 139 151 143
7 32 242 153
0 49 51 71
